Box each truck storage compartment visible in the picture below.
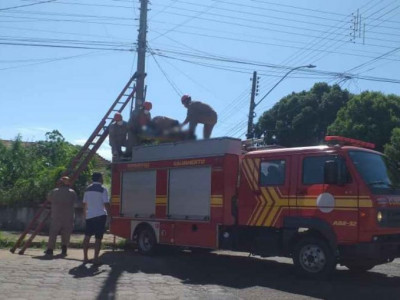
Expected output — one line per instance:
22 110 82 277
168 166 211 220
121 170 156 218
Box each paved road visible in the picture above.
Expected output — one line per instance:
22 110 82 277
2 248 400 300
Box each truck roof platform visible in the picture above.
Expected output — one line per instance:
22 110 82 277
127 137 241 163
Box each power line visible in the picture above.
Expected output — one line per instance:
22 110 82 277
150 1 217 41
0 41 134 51
0 0 56 11
148 46 182 96
252 0 380 85
149 23 400 55
233 0 400 26
152 0 400 36
152 48 400 84
149 7 399 47
347 47 400 73
0 50 106 71
254 0 396 107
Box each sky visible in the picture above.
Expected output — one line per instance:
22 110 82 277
1 0 399 160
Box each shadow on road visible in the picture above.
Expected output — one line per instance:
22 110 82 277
70 250 400 300
32 253 83 262
69 263 106 278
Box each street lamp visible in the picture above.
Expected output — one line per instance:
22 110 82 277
246 64 316 139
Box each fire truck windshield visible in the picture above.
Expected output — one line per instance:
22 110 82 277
349 151 400 195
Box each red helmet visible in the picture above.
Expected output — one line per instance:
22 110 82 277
143 101 152 111
181 94 191 105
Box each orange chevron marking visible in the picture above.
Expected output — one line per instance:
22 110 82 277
243 159 261 225
256 188 274 226
254 195 266 225
272 207 284 227
248 158 260 185
243 159 257 191
247 195 261 225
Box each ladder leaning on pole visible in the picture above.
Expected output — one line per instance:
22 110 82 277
10 73 138 255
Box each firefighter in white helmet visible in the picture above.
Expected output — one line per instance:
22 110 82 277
180 95 218 139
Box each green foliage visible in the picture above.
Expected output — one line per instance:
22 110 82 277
384 128 400 165
328 92 400 151
255 83 351 147
0 130 97 206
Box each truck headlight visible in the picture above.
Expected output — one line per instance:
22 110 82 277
377 211 383 223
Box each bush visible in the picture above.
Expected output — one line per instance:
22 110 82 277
0 130 97 207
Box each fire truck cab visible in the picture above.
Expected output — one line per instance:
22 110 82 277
110 136 400 277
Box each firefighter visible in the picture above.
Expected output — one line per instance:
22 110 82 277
126 101 152 155
109 112 128 161
44 176 78 257
180 95 218 139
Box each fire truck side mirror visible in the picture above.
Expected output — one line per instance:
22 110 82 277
324 160 338 185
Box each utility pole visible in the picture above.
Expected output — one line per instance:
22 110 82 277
246 71 258 139
134 0 148 111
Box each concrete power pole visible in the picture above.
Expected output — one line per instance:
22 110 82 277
246 71 258 139
134 0 149 110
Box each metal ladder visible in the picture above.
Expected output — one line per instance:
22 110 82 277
10 73 137 255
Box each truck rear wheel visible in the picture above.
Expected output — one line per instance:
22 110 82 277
137 227 157 255
293 236 336 278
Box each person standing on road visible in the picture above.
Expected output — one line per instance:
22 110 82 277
180 95 218 139
45 176 77 257
82 172 111 264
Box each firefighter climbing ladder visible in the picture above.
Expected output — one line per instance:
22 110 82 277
10 73 138 255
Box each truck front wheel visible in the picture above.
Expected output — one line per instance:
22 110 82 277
293 236 336 278
137 226 157 255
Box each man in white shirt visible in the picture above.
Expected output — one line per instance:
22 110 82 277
82 172 111 263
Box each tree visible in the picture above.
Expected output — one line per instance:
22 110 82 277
384 128 400 165
255 83 351 147
328 92 400 151
0 130 96 206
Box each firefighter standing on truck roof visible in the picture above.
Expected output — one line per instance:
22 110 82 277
126 101 152 156
44 176 78 257
108 112 128 161
180 95 218 139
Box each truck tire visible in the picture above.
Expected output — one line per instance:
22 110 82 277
137 226 157 255
293 236 336 278
345 263 375 272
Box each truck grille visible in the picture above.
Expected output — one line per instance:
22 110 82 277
380 209 400 228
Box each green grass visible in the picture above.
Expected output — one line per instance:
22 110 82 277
0 231 15 248
0 231 128 250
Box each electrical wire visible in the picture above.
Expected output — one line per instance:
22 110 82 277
0 0 56 11
148 45 183 96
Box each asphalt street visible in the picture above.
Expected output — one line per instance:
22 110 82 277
1 248 400 300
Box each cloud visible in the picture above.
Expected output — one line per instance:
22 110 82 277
72 139 87 146
15 127 52 139
97 145 112 161
73 138 112 160
73 137 109 146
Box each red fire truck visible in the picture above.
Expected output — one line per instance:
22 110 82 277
110 136 400 277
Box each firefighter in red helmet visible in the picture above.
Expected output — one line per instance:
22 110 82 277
109 112 128 161
180 95 218 139
126 101 152 155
